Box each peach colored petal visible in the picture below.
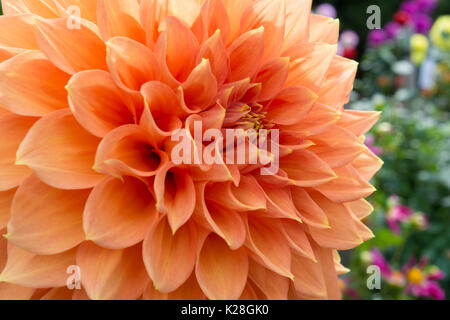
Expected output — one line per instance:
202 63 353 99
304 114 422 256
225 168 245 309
143 273 206 300
222 0 252 43
310 241 341 300
283 0 311 51
241 0 285 61
317 56 358 111
182 59 218 110
281 220 316 261
0 114 35 190
143 218 197 293
314 165 376 203
155 16 200 81
97 0 145 43
204 176 266 212
309 14 339 45
0 51 70 116
40 287 74 300
192 0 230 43
2 0 59 17
196 233 248 300
194 183 246 249
154 165 196 233
245 216 293 278
52 0 99 23
17 109 104 190
0 14 39 49
254 57 290 101
228 27 264 82
291 252 327 299
0 244 77 288
197 29 230 85
248 258 289 300
344 199 374 220
308 191 363 250
67 70 135 138
35 17 107 74
77 242 149 300
7 174 89 254
337 110 381 137
290 187 329 229
285 43 337 92
106 36 161 93
265 86 318 126
0 189 15 229
94 125 165 178
351 146 384 181
0 282 35 300
84 176 157 249
278 149 337 187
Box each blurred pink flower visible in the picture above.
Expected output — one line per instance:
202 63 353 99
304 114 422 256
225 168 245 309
315 3 337 19
365 134 383 156
403 258 445 300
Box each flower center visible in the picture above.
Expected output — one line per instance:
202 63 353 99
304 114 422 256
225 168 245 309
407 267 424 284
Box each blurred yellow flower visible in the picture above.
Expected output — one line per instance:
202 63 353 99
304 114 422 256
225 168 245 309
430 15 450 51
410 34 429 65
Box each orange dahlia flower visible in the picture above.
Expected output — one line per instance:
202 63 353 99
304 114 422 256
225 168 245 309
0 0 382 300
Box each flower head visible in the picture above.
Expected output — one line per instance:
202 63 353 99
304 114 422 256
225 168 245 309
315 3 337 19
0 0 382 300
430 15 450 51
403 258 446 300
368 29 388 47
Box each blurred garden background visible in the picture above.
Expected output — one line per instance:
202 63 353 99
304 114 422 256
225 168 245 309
0 0 449 300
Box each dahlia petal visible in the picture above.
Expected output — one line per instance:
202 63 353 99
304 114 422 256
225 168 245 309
291 252 327 299
281 103 340 138
351 147 384 181
205 176 266 212
94 125 165 178
40 287 74 300
0 189 15 229
0 14 39 49
155 16 200 81
7 175 89 254
314 165 376 203
241 0 285 61
0 244 77 288
0 114 35 190
143 273 206 300
317 56 358 111
281 220 316 261
67 70 135 138
2 0 59 17
337 110 381 137
285 43 337 92
283 0 312 51
290 187 330 229
35 17 107 74
192 0 231 44
310 241 342 300
248 258 289 300
196 233 248 300
309 14 339 45
84 177 157 249
16 109 104 190
106 36 161 94
97 0 145 43
239 282 258 300
182 59 218 110
0 46 29 63
344 199 374 220
0 282 35 300
254 57 290 101
139 0 167 47
52 0 99 23
0 51 70 116
260 185 301 221
143 218 197 293
154 165 196 233
197 30 230 86
222 0 253 43
194 183 246 249
308 192 363 250
77 242 149 300
245 216 293 278
228 27 265 82
279 149 337 187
